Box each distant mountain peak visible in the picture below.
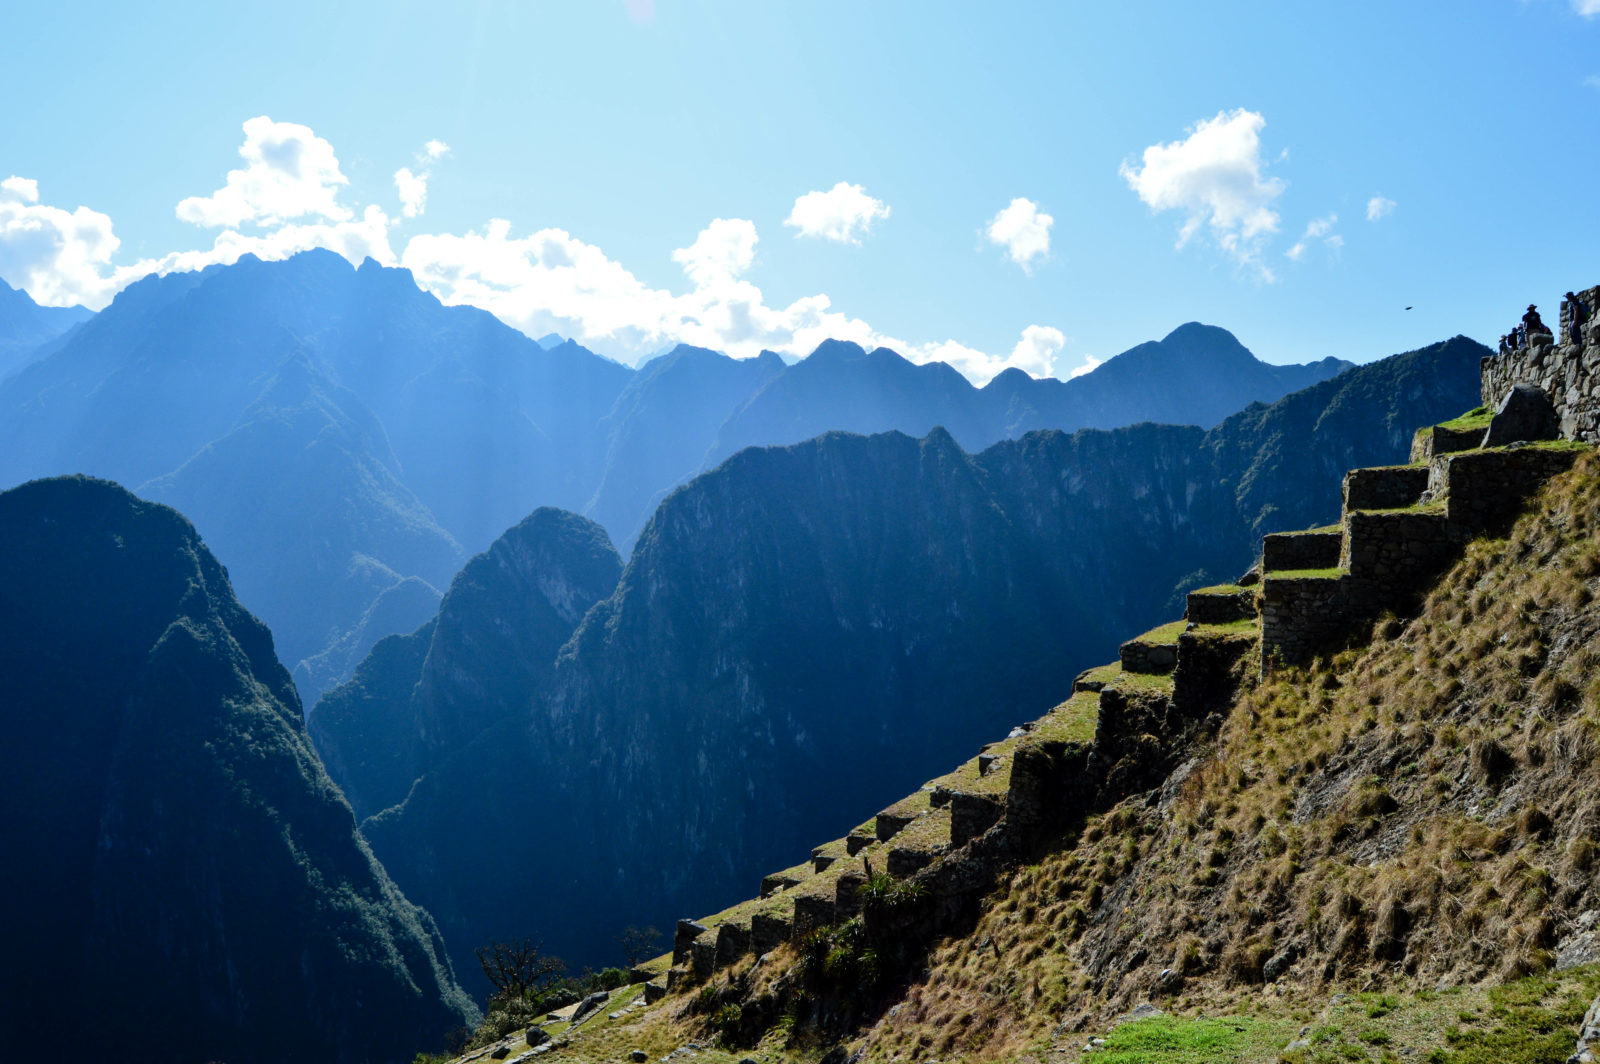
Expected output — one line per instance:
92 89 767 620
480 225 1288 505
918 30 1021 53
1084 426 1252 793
536 332 565 349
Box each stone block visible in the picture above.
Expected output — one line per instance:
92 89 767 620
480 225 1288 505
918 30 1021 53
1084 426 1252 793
845 833 874 856
886 846 935 878
1184 586 1256 624
644 979 667 1004
750 912 792 954
792 895 836 937
1343 465 1430 512
949 792 1003 846
690 933 717 979
875 811 915 841
1484 384 1560 447
672 920 707 966
714 920 750 968
1262 529 1342 572
1119 638 1178 675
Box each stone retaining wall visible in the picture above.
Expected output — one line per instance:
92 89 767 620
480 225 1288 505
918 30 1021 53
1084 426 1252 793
1340 508 1457 583
1262 529 1342 571
1119 638 1177 674
1260 574 1355 667
1482 284 1600 440
1343 465 1429 511
1434 447 1581 533
1185 586 1256 624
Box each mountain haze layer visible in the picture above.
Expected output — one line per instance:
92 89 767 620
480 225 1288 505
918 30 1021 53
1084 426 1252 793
0 475 473 1064
320 335 1481 984
0 275 91 380
0 250 1349 701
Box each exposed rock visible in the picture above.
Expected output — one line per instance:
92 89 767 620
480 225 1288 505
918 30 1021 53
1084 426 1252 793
1570 994 1600 1064
570 991 610 1025
1484 383 1560 447
525 1027 551 1047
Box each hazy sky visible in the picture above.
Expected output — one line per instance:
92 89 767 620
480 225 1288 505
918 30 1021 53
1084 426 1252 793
2 1 1597 382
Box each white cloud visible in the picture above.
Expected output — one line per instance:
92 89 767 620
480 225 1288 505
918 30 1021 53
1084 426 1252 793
1120 108 1285 278
2 176 40 204
783 182 890 244
985 198 1053 272
1366 195 1396 221
395 139 451 219
0 177 123 307
1 120 1073 386
1067 355 1103 380
1577 0 1600 16
1285 213 1339 260
670 217 758 286
176 116 351 228
394 168 428 219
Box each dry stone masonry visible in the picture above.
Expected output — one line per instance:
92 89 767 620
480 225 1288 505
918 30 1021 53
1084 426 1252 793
1482 284 1600 440
1261 282 1597 668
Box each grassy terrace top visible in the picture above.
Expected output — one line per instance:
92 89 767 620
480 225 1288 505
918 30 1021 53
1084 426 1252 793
1263 566 1345 581
1187 618 1259 639
1128 619 1187 645
1436 406 1492 431
1271 523 1341 537
1188 582 1252 597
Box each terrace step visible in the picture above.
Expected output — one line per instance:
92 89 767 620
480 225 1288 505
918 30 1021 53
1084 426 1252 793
1342 464 1430 514
1118 621 1185 675
1261 528 1342 572
1340 505 1455 581
1183 584 1258 625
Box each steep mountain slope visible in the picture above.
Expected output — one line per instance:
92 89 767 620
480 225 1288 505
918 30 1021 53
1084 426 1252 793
703 325 1352 473
0 275 91 380
142 351 464 675
329 336 1483 983
0 250 630 699
586 345 787 546
312 508 622 821
0 476 474 1064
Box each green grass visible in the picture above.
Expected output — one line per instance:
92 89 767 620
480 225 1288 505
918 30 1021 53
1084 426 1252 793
1090 1015 1291 1063
1027 690 1100 744
1274 523 1342 537
1264 566 1346 581
1130 620 1188 645
1105 668 1177 695
1189 583 1250 596
1187 618 1259 639
1075 662 1123 689
1437 407 1492 432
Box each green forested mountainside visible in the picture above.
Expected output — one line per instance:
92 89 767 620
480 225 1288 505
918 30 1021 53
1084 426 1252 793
311 507 622 820
0 476 474 1064
0 251 1349 700
322 335 1483 991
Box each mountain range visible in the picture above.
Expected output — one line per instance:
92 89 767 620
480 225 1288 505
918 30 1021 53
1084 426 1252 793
0 250 1350 704
0 475 473 1064
312 334 1485 988
0 275 91 381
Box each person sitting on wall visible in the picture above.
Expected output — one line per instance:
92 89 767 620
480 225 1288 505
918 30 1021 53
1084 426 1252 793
1523 304 1551 342
1567 291 1590 345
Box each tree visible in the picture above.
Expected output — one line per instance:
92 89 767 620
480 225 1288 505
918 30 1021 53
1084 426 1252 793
618 925 662 968
474 939 567 1000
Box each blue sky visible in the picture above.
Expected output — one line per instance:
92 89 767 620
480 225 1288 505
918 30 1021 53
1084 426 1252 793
2 1 1597 382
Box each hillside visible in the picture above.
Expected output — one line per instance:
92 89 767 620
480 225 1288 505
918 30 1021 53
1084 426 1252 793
0 274 90 380
0 476 474 1064
0 251 1350 697
319 335 1482 993
429 348 1600 1064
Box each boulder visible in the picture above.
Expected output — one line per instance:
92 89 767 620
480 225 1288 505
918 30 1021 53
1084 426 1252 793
1484 384 1559 447
525 1026 551 1047
569 990 610 1025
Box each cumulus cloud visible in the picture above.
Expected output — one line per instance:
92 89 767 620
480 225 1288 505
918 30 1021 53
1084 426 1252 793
1366 195 1396 221
985 198 1053 272
0 175 124 307
1578 0 1600 16
395 139 451 219
1 119 1072 385
671 217 758 286
784 182 890 244
1120 108 1285 278
1067 355 1103 380
1285 213 1340 260
176 116 351 228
